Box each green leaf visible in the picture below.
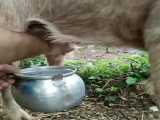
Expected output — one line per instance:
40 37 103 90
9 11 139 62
126 77 138 86
104 96 119 103
95 88 104 94
110 86 120 92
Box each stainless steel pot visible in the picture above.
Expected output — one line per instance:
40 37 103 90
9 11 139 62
12 66 86 112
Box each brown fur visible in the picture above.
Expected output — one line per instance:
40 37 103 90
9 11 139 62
0 0 153 47
1 0 160 120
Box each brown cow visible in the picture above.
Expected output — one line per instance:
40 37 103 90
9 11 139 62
0 0 160 120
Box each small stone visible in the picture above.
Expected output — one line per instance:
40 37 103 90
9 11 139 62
149 106 159 112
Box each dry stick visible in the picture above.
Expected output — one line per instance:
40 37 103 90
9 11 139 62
102 79 112 89
141 112 144 120
119 111 130 120
105 114 113 120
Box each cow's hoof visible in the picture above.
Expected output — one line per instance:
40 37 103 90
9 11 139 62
4 107 32 120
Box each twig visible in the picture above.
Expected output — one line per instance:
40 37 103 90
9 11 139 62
119 96 128 101
136 92 145 97
102 79 112 89
119 111 130 120
105 114 113 120
141 112 144 120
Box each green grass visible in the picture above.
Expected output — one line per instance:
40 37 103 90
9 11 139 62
20 55 48 68
65 54 150 84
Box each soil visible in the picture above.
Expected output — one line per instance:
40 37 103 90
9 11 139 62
28 92 160 120
0 46 159 120
1 92 160 120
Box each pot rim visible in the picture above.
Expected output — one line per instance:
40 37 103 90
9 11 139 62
15 66 77 80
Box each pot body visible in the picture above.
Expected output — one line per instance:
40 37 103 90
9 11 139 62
12 66 85 112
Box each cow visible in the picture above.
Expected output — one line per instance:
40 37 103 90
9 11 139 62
0 0 160 120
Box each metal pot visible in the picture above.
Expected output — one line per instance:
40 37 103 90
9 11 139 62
12 66 86 112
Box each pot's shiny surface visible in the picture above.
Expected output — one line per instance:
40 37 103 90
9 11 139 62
12 66 86 112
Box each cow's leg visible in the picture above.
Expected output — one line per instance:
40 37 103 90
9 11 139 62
144 1 160 106
1 86 32 120
145 43 160 106
0 64 32 120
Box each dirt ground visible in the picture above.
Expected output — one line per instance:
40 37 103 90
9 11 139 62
0 94 160 120
65 45 145 60
29 95 160 120
0 46 160 120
